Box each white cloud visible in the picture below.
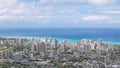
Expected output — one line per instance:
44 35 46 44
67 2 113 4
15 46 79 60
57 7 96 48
0 15 52 22
0 0 53 21
82 15 110 21
39 0 87 4
39 0 49 4
0 8 8 14
60 9 75 14
88 0 117 5
60 7 80 14
0 15 16 20
0 0 17 8
0 0 32 15
110 20 120 23
0 0 119 23
39 0 118 5
97 10 120 14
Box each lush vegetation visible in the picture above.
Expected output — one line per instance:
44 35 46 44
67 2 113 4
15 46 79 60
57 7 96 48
13 46 26 51
0 63 8 68
0 45 14 51
69 58 89 62
0 45 30 52
52 61 62 66
113 45 120 50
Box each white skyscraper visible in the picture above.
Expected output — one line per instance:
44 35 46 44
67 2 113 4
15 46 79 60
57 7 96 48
50 38 52 44
84 44 91 54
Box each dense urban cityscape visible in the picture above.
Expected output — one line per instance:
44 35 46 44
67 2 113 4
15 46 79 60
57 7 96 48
0 37 119 68
0 0 120 68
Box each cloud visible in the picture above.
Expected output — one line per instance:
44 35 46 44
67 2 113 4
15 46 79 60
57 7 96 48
82 15 110 21
0 0 53 21
59 7 80 14
39 0 118 5
0 0 119 25
0 0 32 15
97 10 120 14
0 0 17 8
39 0 49 4
110 20 120 23
0 15 15 20
39 0 87 4
60 8 75 14
88 0 117 5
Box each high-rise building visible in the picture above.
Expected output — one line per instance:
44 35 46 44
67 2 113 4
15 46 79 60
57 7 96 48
54 39 58 49
98 38 102 50
30 54 34 59
0 51 3 59
114 47 120 64
39 42 45 53
61 40 67 56
14 52 23 61
84 44 91 54
31 42 46 56
49 48 54 58
31 42 38 53
45 38 48 43
50 38 52 44
8 50 14 58
3 50 9 58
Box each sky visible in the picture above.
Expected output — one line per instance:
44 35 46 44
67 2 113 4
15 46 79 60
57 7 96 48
0 0 120 28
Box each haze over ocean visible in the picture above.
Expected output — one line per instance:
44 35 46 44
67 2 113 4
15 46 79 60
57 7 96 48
0 28 120 44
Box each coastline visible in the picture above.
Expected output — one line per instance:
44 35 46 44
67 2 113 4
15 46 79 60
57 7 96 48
0 36 120 45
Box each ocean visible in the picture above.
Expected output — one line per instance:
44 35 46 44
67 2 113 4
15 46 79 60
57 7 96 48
0 28 120 44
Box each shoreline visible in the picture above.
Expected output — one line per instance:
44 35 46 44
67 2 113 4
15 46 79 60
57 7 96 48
0 36 120 45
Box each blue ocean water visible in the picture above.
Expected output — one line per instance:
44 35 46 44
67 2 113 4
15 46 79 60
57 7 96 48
0 28 120 44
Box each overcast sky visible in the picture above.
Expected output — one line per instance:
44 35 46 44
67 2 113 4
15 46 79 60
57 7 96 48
0 0 120 28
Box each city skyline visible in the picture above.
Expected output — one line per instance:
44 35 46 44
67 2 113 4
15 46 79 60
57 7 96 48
0 37 119 68
0 0 120 67
0 0 120 28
